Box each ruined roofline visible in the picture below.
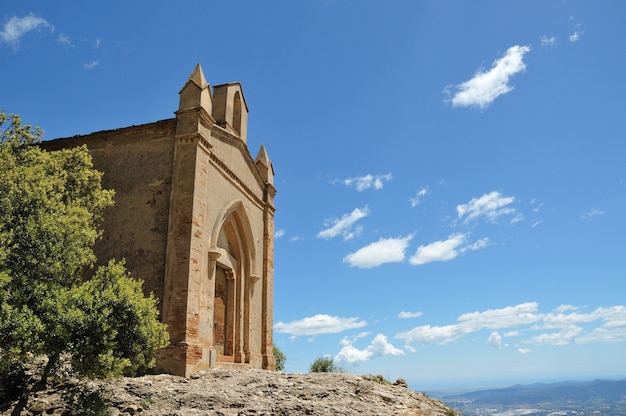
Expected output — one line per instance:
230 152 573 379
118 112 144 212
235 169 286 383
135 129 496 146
43 115 273 196
43 118 177 148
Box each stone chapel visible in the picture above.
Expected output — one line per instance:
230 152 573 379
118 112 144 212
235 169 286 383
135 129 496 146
42 64 276 377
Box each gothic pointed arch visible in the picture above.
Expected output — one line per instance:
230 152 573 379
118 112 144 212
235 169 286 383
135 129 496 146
208 200 256 363
210 200 256 262
233 91 242 136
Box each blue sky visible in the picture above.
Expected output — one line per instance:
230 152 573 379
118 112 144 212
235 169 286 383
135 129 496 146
2 1 625 390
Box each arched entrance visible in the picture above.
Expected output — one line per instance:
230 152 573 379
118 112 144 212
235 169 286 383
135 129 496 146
209 201 255 364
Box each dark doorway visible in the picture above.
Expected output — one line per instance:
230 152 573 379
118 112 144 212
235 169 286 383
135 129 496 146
213 266 228 354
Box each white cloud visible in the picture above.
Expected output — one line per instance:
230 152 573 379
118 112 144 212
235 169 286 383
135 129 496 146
335 343 372 363
510 214 524 224
457 191 516 224
409 187 429 207
398 311 423 319
554 305 579 313
408 235 489 266
528 326 583 346
408 233 488 266
56 33 73 47
368 334 405 356
540 36 557 48
488 331 502 348
343 235 413 268
532 306 626 345
458 302 542 330
275 229 286 239
317 206 369 240
595 306 626 324
445 45 531 109
396 323 468 346
94 38 102 49
461 237 490 253
397 302 626 349
582 208 604 219
0 14 54 49
577 325 626 344
569 31 583 42
345 331 371 341
396 302 542 346
518 348 531 354
543 306 626 329
83 60 100 70
409 234 466 265
542 312 596 328
335 334 404 363
341 174 393 191
274 314 367 337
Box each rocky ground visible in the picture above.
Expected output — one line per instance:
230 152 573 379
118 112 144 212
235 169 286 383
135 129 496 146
2 369 459 416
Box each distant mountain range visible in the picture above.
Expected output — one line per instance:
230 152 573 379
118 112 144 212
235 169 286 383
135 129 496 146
442 379 626 405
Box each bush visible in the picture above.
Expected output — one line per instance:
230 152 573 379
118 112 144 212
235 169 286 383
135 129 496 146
272 345 286 371
309 356 342 373
0 360 28 411
61 382 111 416
0 112 169 410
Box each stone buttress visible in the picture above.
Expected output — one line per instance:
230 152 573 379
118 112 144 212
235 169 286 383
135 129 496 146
158 64 276 376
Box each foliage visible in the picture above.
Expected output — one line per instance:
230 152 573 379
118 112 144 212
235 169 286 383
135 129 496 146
0 112 169 388
61 382 112 416
67 260 169 377
272 345 286 371
0 360 28 410
309 356 342 373
372 374 391 385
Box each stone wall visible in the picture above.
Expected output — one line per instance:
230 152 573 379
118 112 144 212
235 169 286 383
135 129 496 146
42 120 177 304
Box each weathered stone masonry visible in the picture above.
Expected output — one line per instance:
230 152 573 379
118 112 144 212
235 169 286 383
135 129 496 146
43 64 276 377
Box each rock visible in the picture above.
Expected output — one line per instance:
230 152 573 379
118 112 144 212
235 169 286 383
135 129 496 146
373 389 396 403
29 398 49 414
2 369 459 416
122 404 140 414
394 378 408 388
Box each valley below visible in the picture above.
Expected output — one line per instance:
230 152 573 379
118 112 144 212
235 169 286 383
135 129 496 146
432 379 626 416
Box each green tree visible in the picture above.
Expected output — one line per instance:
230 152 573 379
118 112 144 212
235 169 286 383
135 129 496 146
309 356 342 373
0 112 169 390
272 345 286 371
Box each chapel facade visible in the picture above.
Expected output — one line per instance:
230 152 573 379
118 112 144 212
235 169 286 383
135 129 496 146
43 64 276 377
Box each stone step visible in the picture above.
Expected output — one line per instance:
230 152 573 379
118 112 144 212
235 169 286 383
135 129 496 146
215 362 251 370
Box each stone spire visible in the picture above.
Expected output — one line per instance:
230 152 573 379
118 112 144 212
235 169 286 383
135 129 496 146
187 63 207 88
178 63 212 114
255 144 274 186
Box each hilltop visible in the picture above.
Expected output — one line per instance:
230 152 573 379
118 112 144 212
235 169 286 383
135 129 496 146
438 378 626 415
2 368 459 416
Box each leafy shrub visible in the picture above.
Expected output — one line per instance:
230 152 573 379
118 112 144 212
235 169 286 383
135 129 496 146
61 382 111 416
309 356 342 373
0 360 28 411
273 345 286 371
373 374 390 385
0 112 169 410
